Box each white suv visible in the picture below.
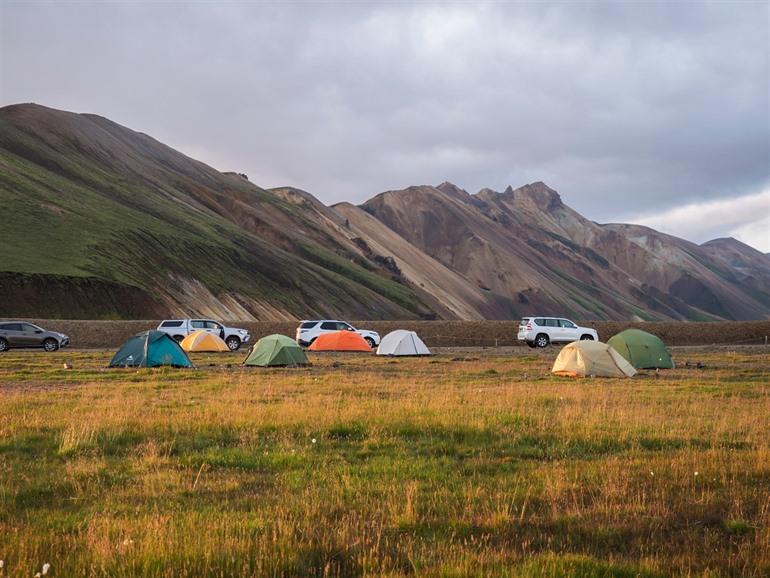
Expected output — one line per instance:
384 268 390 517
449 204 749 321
156 319 251 351
296 320 380 348
517 317 598 348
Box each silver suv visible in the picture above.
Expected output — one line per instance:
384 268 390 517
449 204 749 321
0 322 70 352
296 320 380 348
517 317 598 348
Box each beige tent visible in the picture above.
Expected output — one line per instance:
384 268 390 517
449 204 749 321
180 330 230 353
552 341 636 378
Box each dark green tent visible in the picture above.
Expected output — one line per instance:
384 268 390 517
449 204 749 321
243 334 309 367
109 330 193 368
607 329 674 369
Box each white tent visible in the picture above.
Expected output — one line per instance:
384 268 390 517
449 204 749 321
376 330 432 356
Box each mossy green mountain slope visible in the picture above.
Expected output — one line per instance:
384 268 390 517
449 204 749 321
0 104 434 319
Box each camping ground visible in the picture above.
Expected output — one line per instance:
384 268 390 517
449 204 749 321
0 345 768 577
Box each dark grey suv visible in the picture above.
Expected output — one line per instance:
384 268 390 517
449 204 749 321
0 322 70 352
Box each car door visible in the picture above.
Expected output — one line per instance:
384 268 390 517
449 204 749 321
19 323 44 346
559 319 579 342
190 320 207 334
544 318 562 341
206 320 225 340
0 323 20 346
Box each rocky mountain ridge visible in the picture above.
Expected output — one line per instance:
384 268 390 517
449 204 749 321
2 103 768 320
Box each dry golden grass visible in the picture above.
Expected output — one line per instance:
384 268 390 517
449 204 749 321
0 346 768 577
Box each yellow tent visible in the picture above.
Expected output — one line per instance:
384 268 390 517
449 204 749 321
552 341 636 378
180 330 230 353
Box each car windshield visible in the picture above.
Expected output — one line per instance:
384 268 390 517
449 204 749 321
519 319 530 326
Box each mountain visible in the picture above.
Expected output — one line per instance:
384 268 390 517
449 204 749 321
0 104 440 319
360 182 770 320
2 103 768 321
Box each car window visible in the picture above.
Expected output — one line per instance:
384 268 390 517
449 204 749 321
191 320 206 329
300 321 317 329
338 322 353 331
320 322 337 330
205 321 222 329
519 318 531 327
534 318 545 326
20 323 40 332
1 323 22 331
161 321 183 328
559 319 577 328
545 319 559 327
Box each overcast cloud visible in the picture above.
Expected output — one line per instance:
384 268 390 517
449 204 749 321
1 1 768 250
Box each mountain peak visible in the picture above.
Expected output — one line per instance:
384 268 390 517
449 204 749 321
510 181 562 211
436 182 469 198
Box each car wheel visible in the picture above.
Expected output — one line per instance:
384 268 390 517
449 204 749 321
43 338 59 352
535 334 550 348
0 338 8 352
225 336 241 351
173 335 184 342
364 337 375 349
580 334 594 341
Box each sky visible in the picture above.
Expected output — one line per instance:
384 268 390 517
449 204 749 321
1 1 769 251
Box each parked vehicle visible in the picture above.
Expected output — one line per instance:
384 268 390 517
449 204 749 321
517 317 598 348
156 319 250 351
295 320 380 348
0 321 70 352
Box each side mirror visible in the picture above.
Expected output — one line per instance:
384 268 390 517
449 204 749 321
35 330 42 334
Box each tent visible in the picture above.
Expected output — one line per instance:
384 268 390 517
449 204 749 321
180 330 230 353
376 330 431 356
243 334 309 367
109 330 193 368
308 330 372 352
551 341 636 378
607 329 674 369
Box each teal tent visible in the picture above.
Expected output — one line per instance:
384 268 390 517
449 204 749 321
243 334 309 367
109 330 193 368
607 328 674 369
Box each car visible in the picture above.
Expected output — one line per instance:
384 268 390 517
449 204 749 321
156 319 251 351
296 320 380 348
517 317 598 348
0 321 70 352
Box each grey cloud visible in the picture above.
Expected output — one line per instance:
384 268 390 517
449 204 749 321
1 1 768 245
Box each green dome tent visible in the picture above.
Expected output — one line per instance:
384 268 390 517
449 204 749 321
109 330 193 368
243 334 309 367
607 329 674 369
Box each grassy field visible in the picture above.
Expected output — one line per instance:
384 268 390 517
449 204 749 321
0 346 768 577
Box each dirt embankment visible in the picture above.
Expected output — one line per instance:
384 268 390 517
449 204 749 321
5 319 770 349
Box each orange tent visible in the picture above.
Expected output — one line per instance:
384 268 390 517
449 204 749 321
308 331 373 352
180 330 230 353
